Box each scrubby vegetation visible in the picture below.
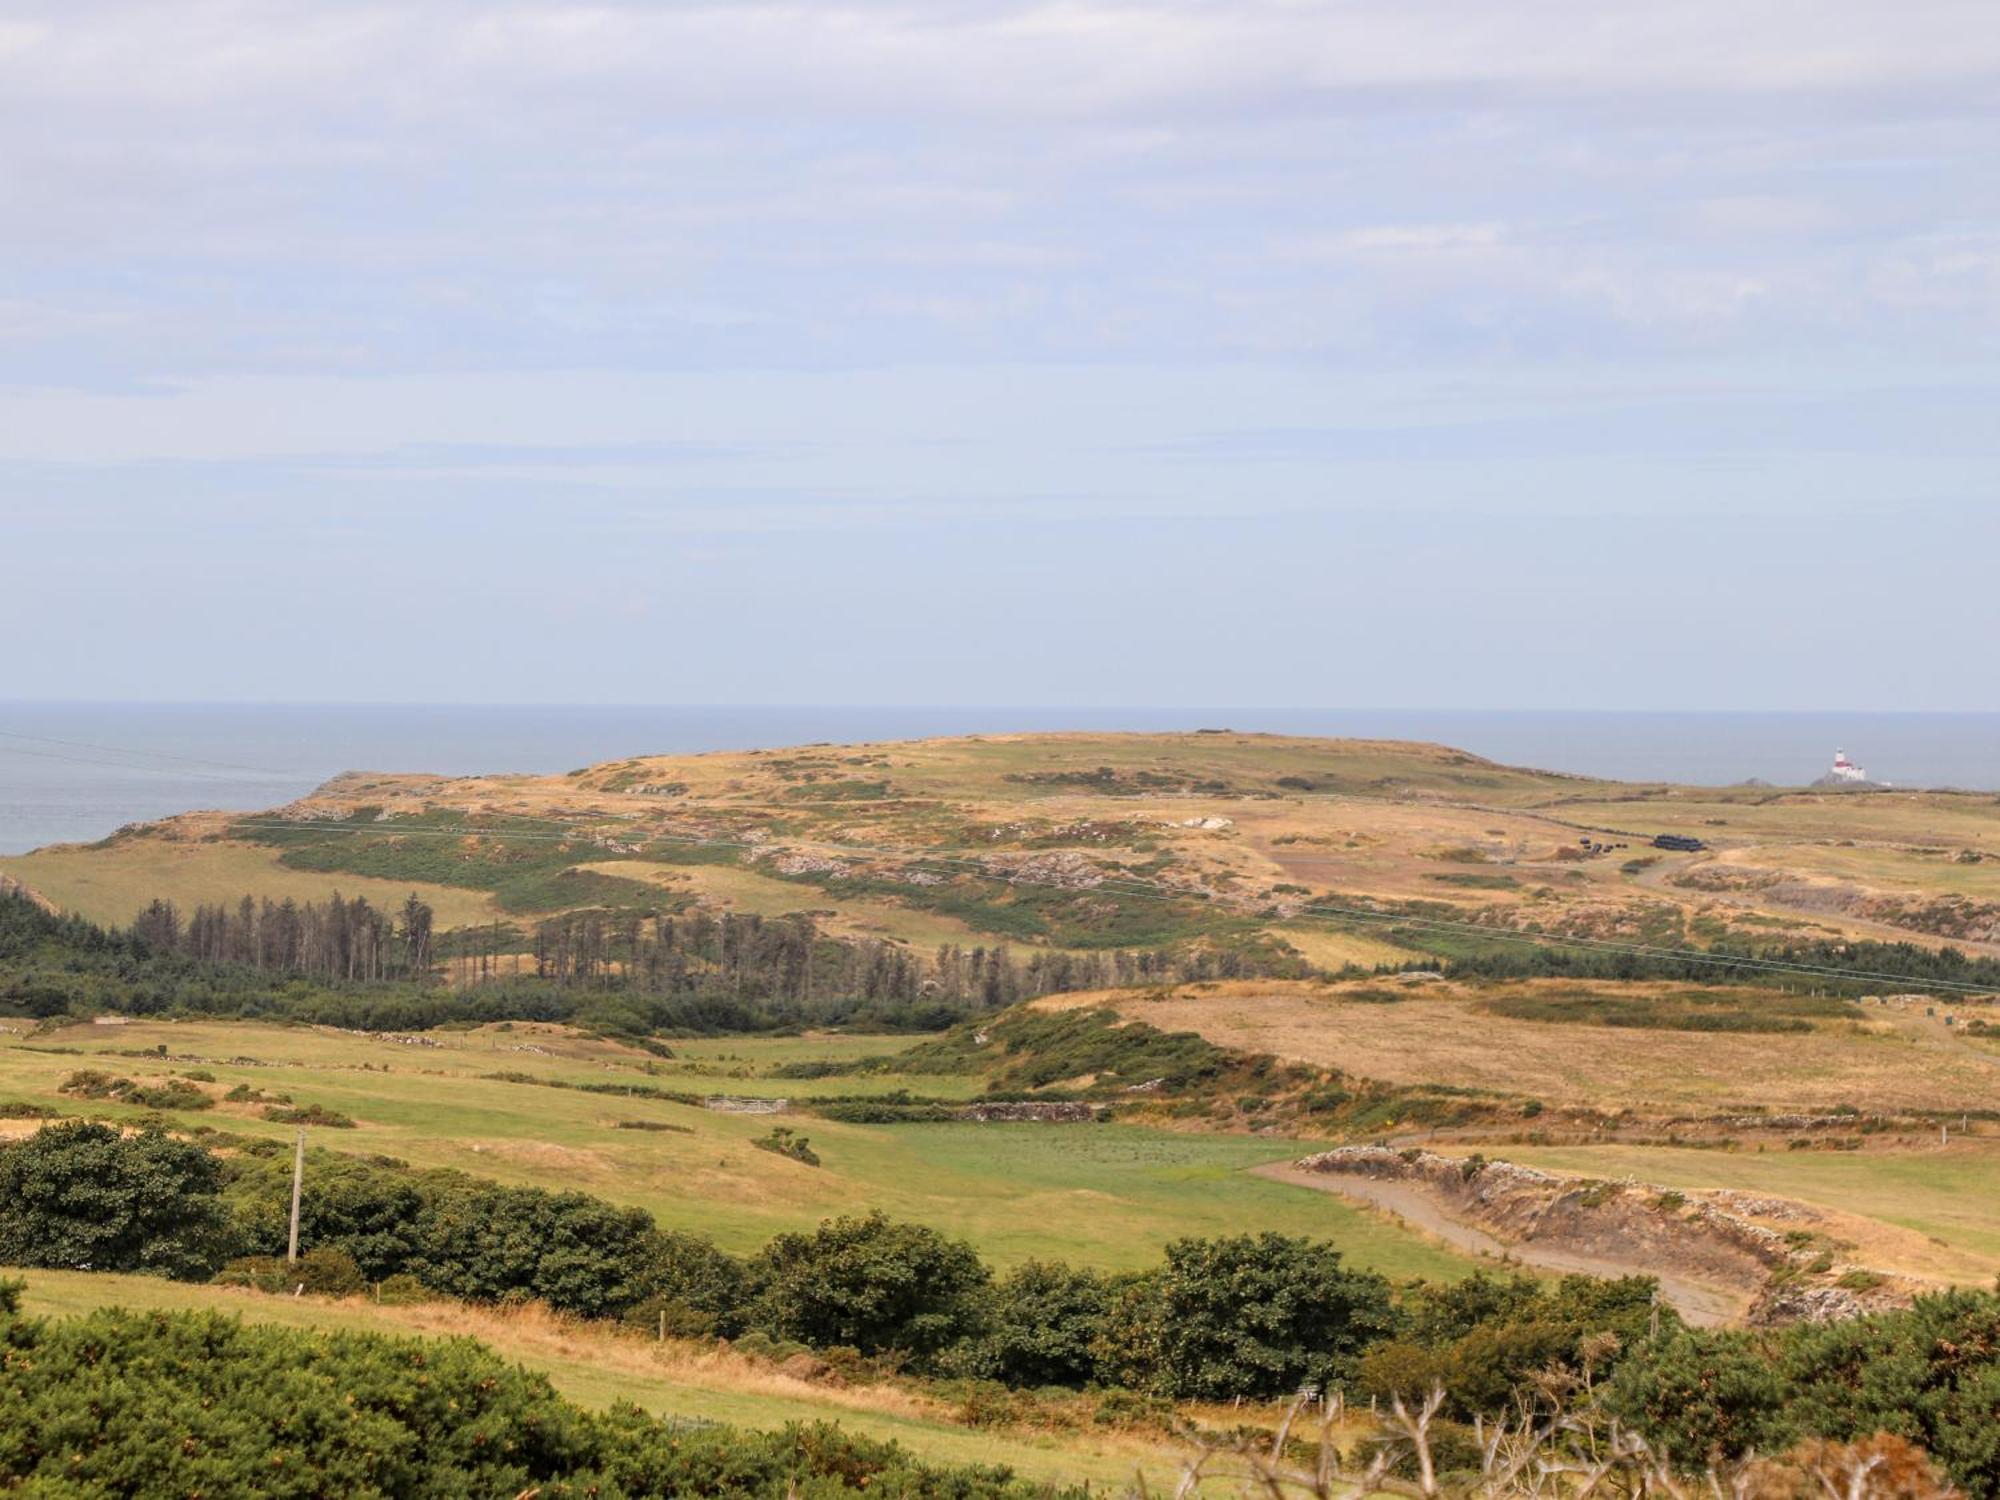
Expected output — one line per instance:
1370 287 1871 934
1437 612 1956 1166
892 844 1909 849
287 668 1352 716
1607 1291 2000 1496
882 1005 1521 1135
896 1005 1234 1092
752 1125 821 1165
9 1121 2000 1492
1430 931 2000 995
1480 988 1856 1033
0 1280 1071 1498
0 1121 230 1279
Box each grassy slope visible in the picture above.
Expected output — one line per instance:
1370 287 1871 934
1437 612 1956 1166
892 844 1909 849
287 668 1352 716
1046 980 2000 1116
577 860 1008 950
0 838 503 929
0 1020 1475 1281
6 1271 1192 1490
1033 980 2000 1287
9 731 1998 960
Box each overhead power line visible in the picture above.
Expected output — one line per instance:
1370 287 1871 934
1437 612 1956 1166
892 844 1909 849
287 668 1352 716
0 730 297 778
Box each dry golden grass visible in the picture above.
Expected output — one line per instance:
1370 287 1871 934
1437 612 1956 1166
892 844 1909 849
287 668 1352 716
1036 978 2000 1288
572 859 996 948
0 836 501 929
15 731 2000 956
1040 979 2000 1116
1262 923 1415 970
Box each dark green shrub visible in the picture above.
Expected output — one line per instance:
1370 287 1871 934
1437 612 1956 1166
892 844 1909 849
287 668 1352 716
962 1261 1111 1387
408 1183 658 1318
752 1125 821 1165
0 1120 232 1279
59 1069 213 1112
749 1211 990 1364
0 1298 1070 1498
1098 1232 1395 1400
216 1246 366 1297
641 1229 751 1336
1605 1329 1791 1467
263 1102 356 1128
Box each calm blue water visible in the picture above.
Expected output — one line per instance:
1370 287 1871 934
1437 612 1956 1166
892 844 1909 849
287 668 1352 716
1 703 1996 855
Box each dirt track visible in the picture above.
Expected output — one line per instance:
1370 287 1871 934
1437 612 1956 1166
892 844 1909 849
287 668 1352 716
1252 1164 1748 1327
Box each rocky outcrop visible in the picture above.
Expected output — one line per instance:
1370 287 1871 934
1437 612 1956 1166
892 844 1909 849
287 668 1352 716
1292 1146 1913 1325
986 851 1105 889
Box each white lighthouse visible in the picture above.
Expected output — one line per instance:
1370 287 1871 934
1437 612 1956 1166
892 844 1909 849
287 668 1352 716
1828 748 1868 784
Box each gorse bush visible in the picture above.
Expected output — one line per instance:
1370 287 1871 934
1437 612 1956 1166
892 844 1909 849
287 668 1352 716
0 1291 1076 1498
1608 1291 2000 1498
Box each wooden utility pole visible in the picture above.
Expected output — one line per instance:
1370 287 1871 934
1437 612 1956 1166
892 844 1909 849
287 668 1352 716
286 1127 306 1263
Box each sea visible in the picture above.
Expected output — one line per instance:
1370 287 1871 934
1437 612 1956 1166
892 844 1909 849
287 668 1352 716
1 703 1996 856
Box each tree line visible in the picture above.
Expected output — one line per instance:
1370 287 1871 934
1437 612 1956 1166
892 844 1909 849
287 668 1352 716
133 891 435 983
1 886 1306 1035
519 905 1298 1009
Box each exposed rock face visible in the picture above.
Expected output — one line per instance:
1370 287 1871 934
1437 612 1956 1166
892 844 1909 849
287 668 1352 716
1292 1146 1912 1325
767 851 851 878
1749 1283 1875 1326
987 851 1105 889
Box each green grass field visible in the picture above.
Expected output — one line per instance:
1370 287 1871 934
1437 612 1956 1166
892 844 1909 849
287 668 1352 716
0 1019 1475 1280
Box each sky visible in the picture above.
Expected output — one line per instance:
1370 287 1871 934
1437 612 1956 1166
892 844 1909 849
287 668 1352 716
2 0 1997 710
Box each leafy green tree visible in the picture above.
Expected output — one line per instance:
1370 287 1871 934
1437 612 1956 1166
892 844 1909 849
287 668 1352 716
1101 1232 1396 1400
636 1228 753 1336
409 1183 657 1318
223 1147 427 1279
965 1260 1111 1387
1399 1270 1544 1345
0 1121 231 1279
749 1211 990 1362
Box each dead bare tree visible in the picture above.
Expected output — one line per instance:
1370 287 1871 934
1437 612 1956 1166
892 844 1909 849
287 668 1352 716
1139 1382 1954 1500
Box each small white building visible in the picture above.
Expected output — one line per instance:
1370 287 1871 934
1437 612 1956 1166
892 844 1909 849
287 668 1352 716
1828 748 1868 783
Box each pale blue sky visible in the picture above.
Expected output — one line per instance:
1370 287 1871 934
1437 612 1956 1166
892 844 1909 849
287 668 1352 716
3 1 1997 708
